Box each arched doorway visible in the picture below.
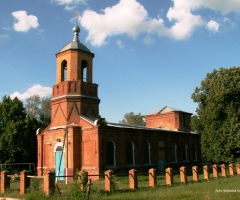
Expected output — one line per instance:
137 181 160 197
54 143 64 181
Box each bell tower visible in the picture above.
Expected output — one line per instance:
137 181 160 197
51 14 100 126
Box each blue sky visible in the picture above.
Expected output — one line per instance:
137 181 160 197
1 0 240 123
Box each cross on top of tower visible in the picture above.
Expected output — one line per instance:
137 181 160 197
75 11 79 23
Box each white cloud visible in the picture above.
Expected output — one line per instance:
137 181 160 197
116 40 124 48
52 0 86 10
198 0 240 15
166 1 204 40
79 0 240 46
143 35 155 45
12 10 39 32
10 84 51 100
207 20 220 32
80 0 164 46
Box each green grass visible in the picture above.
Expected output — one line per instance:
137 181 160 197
2 172 240 200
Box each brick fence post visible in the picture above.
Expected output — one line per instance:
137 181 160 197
104 170 113 192
192 166 199 181
44 171 55 196
149 168 157 188
78 170 88 190
212 164 218 178
203 165 209 180
129 169 138 190
180 166 187 184
221 164 227 178
236 163 240 175
20 170 31 194
0 171 10 193
165 168 173 186
229 164 234 176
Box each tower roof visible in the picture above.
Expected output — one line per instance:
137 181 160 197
146 106 192 115
59 22 91 53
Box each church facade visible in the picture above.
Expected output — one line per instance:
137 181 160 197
36 22 201 179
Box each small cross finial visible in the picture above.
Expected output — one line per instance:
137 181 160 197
75 11 79 23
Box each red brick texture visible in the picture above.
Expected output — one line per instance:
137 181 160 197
43 171 55 196
212 164 218 178
192 166 199 181
203 165 209 180
149 168 157 188
0 171 10 193
180 166 187 184
221 164 227 178
129 169 138 190
104 170 113 192
20 171 31 195
166 168 173 186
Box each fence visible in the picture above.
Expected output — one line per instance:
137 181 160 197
0 163 240 197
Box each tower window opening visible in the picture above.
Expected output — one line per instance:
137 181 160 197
81 60 87 82
61 60 67 81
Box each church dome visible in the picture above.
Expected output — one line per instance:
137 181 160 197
59 23 91 53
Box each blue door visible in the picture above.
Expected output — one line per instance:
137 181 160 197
55 151 64 180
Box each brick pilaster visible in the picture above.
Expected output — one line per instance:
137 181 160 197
212 164 218 178
229 164 234 176
221 164 226 178
129 169 138 190
149 168 157 188
104 170 113 192
236 163 240 175
165 168 173 186
78 170 88 190
0 171 10 193
192 166 199 181
20 170 31 194
203 165 209 180
44 171 55 196
180 166 187 184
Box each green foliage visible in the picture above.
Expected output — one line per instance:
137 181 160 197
25 94 51 129
0 96 37 164
119 112 145 126
191 67 240 163
28 178 41 192
110 174 118 192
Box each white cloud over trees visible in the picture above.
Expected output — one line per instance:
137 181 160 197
12 11 39 32
10 84 51 100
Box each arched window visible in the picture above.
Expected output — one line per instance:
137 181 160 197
144 142 151 164
126 142 135 165
61 60 67 81
193 144 198 160
171 143 177 162
158 140 165 160
81 60 87 82
106 141 116 166
183 143 188 161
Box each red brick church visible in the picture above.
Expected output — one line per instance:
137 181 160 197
36 21 201 179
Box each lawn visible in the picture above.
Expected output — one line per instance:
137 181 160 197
1 171 240 200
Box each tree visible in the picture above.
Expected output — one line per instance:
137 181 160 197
0 96 38 164
25 95 51 129
191 67 240 164
119 112 145 126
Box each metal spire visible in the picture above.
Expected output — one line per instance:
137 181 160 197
72 11 80 42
